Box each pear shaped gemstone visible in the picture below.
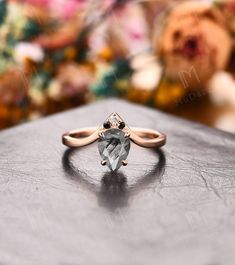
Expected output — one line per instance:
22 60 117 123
98 128 130 171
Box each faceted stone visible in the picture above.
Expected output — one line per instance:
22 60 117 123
104 112 123 128
98 128 130 171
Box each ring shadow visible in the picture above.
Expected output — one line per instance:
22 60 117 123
62 148 166 211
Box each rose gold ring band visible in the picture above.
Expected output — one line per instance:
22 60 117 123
62 126 166 148
62 112 166 171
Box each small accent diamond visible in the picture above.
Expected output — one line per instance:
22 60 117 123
103 112 124 128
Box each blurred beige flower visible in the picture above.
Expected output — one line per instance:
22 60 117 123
0 69 29 105
14 42 44 64
47 63 94 101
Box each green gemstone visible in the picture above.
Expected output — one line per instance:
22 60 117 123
98 128 130 171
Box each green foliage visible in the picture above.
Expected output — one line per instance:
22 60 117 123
22 20 42 40
0 0 7 26
92 59 133 97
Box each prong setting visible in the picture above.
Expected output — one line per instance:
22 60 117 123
99 131 105 138
124 131 130 138
101 160 107 166
122 160 128 166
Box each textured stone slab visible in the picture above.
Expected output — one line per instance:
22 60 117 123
0 99 235 265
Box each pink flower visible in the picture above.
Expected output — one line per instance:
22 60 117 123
22 0 89 20
225 0 235 13
102 0 116 9
21 0 51 8
51 0 88 20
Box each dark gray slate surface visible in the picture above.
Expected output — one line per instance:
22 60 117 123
0 99 235 265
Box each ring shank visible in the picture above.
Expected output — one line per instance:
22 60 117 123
63 127 166 148
130 127 166 148
63 127 99 147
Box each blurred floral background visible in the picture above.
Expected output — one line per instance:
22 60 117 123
0 0 235 133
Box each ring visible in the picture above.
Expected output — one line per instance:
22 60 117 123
62 112 166 171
